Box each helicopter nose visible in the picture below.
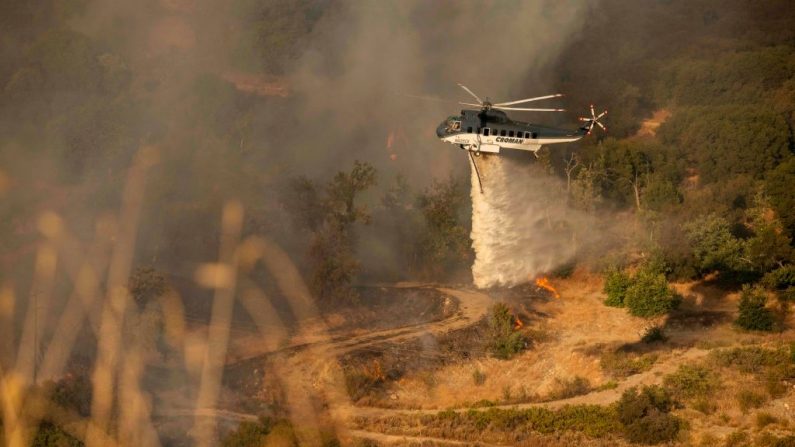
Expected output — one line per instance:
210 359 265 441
436 122 447 138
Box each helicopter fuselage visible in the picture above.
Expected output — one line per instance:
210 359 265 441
436 109 587 154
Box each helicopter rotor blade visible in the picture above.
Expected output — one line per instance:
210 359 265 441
457 83 483 104
596 110 608 119
459 102 484 108
596 121 606 131
494 93 563 106
494 106 566 112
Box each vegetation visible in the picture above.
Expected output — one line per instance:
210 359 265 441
624 269 680 318
486 304 526 360
600 351 657 378
547 376 591 400
603 268 631 307
432 405 621 438
662 364 721 400
615 386 681 445
284 161 377 303
735 285 774 331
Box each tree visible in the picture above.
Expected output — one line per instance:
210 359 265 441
762 265 795 303
735 284 774 331
415 177 472 278
616 385 681 444
766 158 795 240
743 195 793 273
487 303 525 360
624 269 680 318
603 268 631 307
283 161 377 303
683 214 745 273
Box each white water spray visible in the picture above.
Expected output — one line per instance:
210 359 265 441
470 155 579 288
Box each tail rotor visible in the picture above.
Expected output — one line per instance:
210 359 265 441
578 104 607 135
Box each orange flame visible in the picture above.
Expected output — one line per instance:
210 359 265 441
513 316 524 330
535 276 560 299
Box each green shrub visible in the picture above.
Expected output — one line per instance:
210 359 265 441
735 284 774 331
604 269 631 307
624 270 680 318
662 364 720 400
456 405 621 438
761 265 795 302
31 422 83 447
488 303 526 359
710 346 789 374
600 351 657 378
616 385 681 445
736 389 766 413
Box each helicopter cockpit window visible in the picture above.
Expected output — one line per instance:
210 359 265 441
483 128 490 136
524 132 530 138
508 130 514 137
500 130 507 137
445 118 461 133
531 132 538 139
467 126 473 133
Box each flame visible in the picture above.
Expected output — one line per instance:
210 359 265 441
535 276 560 299
513 316 524 330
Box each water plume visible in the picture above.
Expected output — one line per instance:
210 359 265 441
470 155 579 288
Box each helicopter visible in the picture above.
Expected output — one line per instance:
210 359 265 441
436 84 606 191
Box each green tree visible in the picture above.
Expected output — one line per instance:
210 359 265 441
487 303 525 360
762 265 795 303
624 269 680 318
603 268 631 307
616 385 681 444
735 284 774 331
283 161 377 303
684 214 745 273
415 177 472 279
766 158 795 239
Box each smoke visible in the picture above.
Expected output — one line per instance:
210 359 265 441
470 155 584 288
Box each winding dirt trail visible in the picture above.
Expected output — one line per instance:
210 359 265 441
168 282 720 446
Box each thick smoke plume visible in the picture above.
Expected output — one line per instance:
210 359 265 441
470 155 582 288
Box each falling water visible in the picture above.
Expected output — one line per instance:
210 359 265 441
469 154 578 288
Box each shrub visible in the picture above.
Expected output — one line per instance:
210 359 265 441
756 412 778 429
472 369 486 386
616 385 681 445
547 376 591 400
724 431 750 447
761 264 795 302
710 346 789 374
641 326 668 343
736 389 766 413
488 303 526 359
600 351 657 378
735 284 774 331
624 270 680 318
662 364 720 400
604 269 631 307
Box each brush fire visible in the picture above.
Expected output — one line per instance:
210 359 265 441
535 276 561 299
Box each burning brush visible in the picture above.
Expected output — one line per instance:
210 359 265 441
535 276 561 299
